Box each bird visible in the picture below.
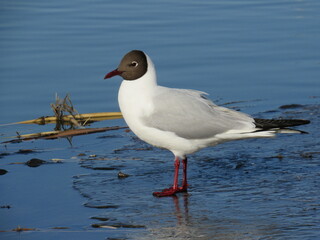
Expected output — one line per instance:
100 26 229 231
104 50 310 197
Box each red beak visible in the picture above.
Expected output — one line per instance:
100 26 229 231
104 69 123 79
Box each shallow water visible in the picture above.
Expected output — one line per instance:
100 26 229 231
1 0 320 239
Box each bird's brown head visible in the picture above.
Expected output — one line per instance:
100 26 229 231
104 50 148 81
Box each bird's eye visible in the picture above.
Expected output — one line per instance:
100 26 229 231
130 61 138 67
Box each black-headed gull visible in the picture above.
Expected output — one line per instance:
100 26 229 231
104 50 310 197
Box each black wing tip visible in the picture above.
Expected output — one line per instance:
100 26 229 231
254 118 310 129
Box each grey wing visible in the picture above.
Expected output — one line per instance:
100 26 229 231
142 87 255 139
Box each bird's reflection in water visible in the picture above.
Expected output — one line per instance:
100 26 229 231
171 193 190 227
134 193 281 240
138 193 210 240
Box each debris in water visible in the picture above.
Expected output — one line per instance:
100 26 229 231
118 171 130 178
234 162 245 169
90 216 110 221
3 126 128 143
92 223 145 229
0 205 11 209
273 154 284 159
1 94 126 144
11 226 36 232
299 152 320 159
84 203 119 209
91 224 118 229
0 153 10 158
17 149 36 154
91 167 118 170
51 227 69 229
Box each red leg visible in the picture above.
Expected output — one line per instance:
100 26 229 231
180 157 188 191
153 157 181 197
172 156 180 190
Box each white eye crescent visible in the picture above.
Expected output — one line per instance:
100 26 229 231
131 61 138 67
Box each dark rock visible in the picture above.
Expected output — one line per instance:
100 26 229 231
25 158 47 167
0 169 8 175
279 104 304 109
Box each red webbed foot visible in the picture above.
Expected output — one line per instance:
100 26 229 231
153 187 177 197
153 186 188 197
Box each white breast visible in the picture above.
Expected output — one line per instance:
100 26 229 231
118 54 158 140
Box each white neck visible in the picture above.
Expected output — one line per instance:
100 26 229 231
118 54 158 120
120 54 157 90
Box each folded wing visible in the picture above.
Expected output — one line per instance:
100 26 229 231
142 87 256 139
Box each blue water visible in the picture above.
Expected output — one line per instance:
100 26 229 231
1 0 319 239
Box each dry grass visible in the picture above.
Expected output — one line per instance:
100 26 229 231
1 94 125 143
